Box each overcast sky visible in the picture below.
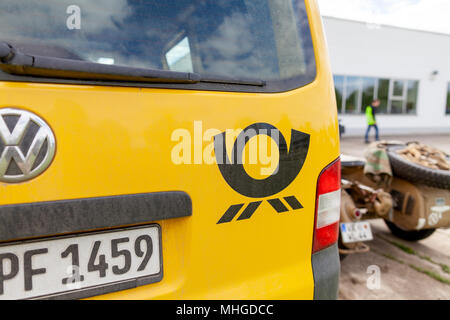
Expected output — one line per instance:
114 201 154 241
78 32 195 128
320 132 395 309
318 0 450 35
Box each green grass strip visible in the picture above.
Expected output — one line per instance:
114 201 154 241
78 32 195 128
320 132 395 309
372 244 450 285
408 264 450 285
378 235 416 255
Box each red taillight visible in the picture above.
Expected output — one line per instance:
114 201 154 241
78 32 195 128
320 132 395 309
313 158 341 253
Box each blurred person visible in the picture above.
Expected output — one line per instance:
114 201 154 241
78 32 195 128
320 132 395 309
365 99 380 143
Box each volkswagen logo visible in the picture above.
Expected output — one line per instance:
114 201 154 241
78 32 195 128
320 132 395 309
0 108 56 183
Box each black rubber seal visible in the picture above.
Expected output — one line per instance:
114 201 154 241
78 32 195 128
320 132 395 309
0 191 192 243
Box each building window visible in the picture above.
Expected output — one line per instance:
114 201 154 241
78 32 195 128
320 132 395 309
447 83 450 115
334 75 344 114
345 76 361 114
334 75 419 115
406 81 419 114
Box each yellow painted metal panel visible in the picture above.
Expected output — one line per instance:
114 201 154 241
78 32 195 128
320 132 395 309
0 0 338 299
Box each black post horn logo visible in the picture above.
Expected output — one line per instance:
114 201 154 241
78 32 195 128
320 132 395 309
214 123 310 224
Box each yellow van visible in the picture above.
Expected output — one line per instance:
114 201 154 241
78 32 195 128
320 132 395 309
0 0 340 300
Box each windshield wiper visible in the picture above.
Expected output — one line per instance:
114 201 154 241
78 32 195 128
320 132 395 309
0 41 200 84
0 41 265 87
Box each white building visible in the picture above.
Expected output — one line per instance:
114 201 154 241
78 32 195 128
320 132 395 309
322 16 450 136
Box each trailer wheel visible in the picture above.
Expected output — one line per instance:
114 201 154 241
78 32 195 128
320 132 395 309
384 220 436 241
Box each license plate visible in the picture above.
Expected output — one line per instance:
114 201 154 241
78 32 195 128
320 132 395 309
0 225 162 300
340 222 373 244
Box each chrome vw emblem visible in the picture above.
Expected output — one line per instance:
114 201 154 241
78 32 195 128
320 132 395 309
0 108 56 183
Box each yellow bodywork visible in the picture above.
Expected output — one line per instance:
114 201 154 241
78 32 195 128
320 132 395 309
0 0 339 299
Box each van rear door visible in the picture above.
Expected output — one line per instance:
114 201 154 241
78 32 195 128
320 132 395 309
0 0 339 299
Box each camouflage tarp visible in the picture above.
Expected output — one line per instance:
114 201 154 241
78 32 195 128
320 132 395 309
364 141 393 176
363 141 396 189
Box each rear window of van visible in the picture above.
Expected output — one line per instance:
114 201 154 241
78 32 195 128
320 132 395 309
0 0 316 92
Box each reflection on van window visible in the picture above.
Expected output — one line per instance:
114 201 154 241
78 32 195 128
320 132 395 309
166 37 193 73
0 0 315 84
97 57 115 65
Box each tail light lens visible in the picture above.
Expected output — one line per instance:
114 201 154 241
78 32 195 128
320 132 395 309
313 158 341 253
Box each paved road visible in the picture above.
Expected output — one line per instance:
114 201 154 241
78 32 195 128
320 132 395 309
341 134 450 158
339 134 450 300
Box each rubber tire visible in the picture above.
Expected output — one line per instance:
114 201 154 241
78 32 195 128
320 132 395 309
387 145 450 190
384 220 436 241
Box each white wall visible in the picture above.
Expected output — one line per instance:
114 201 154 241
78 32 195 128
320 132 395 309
322 17 450 136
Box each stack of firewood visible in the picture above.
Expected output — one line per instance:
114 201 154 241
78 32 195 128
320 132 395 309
397 143 450 170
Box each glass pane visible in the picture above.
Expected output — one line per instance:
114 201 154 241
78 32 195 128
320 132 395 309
166 37 193 73
333 76 344 113
377 79 389 114
406 81 419 114
393 80 405 97
447 83 450 115
391 100 403 114
361 77 376 114
344 76 361 114
0 0 316 84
